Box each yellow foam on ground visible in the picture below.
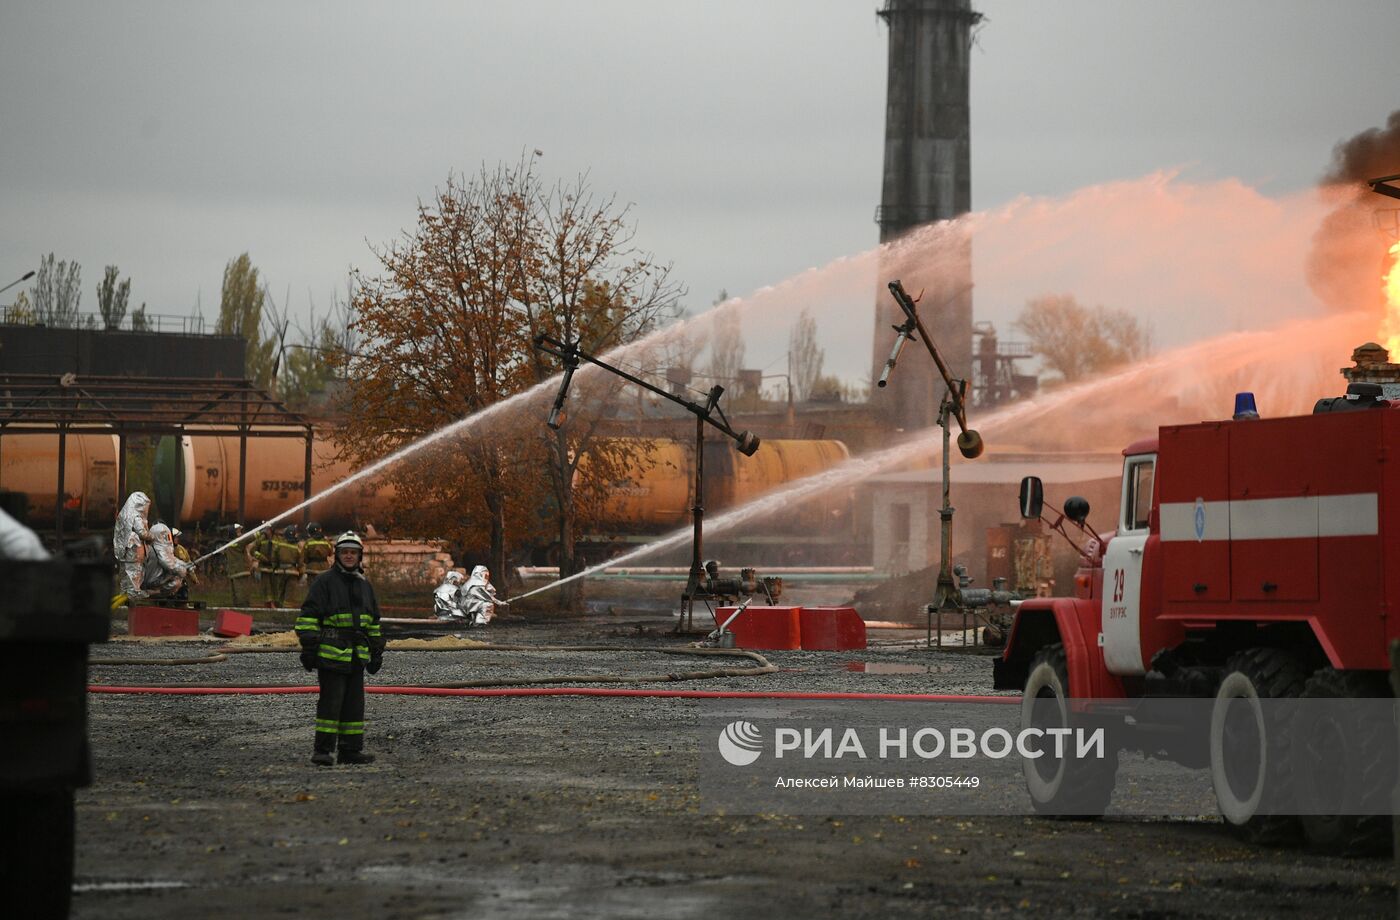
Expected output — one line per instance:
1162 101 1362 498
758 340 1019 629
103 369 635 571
227 631 301 647
227 632 486 650
389 636 489 650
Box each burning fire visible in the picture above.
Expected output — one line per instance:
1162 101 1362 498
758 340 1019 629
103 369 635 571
1384 240 1400 357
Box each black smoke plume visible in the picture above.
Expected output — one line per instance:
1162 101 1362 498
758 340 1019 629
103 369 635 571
1307 111 1400 316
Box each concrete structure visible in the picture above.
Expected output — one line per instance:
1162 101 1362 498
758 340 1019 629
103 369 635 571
0 325 244 378
863 452 1121 588
871 0 979 431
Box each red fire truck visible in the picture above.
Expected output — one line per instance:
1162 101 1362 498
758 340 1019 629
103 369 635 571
993 384 1397 853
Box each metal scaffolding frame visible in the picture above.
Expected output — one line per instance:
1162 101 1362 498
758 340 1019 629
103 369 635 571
0 374 315 541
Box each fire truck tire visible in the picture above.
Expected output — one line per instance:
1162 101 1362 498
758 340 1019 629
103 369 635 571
1209 648 1308 845
1021 643 1118 817
1292 668 1395 856
0 789 75 918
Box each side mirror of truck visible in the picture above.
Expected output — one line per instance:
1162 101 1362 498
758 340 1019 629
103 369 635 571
1019 477 1044 519
1064 496 1090 524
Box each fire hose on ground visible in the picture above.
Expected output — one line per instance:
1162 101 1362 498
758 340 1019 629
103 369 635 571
85 643 1012 702
89 644 777 689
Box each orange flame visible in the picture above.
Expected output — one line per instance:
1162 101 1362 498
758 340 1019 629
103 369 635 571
1384 240 1400 358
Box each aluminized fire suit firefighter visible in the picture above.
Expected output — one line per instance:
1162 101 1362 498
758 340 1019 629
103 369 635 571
459 565 509 627
113 492 153 598
296 531 384 766
142 523 196 597
0 507 48 560
433 570 466 620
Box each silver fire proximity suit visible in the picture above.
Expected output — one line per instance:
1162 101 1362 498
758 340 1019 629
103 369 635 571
0 508 49 560
142 523 195 596
113 492 153 598
433 571 466 620
459 566 508 627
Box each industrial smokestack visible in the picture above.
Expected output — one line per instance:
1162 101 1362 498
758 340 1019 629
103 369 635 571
871 0 980 430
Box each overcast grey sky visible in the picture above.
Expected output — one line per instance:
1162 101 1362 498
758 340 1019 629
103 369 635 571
1 0 1396 350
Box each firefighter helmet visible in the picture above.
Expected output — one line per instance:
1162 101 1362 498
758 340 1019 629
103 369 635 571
282 525 299 541
307 522 324 537
334 531 364 552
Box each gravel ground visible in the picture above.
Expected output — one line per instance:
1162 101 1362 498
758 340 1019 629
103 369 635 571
72 612 1396 919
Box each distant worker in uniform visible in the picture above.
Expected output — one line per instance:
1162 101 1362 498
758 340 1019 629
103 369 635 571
250 524 273 590
267 525 304 607
433 570 466 621
300 523 334 580
296 531 385 766
113 491 154 600
222 523 255 605
460 565 510 627
0 507 49 560
142 523 196 597
170 528 198 600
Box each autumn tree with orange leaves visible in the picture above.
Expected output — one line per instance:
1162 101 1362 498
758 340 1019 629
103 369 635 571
338 161 681 602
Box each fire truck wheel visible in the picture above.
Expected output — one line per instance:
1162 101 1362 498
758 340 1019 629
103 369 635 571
1292 668 1395 856
1021 643 1118 818
1209 648 1308 845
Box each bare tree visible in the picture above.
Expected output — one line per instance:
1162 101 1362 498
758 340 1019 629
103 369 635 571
1015 294 1152 383
705 294 745 385
788 307 824 401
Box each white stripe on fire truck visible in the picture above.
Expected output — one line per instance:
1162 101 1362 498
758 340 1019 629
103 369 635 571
1159 493 1378 542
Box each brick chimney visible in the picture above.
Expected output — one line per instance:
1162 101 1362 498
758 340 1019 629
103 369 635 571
1341 342 1400 397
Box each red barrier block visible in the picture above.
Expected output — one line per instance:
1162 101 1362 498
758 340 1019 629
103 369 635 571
127 606 200 637
212 609 254 638
799 607 868 651
715 605 802 650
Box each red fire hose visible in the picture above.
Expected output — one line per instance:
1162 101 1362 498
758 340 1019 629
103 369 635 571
88 685 1012 702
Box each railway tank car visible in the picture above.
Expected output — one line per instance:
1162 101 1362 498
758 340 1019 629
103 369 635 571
1 433 859 562
0 434 121 529
574 437 860 563
151 433 396 531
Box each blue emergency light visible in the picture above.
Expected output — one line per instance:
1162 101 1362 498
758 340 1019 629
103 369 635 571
1233 392 1259 420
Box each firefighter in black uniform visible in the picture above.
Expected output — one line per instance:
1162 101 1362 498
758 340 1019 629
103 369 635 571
296 531 385 766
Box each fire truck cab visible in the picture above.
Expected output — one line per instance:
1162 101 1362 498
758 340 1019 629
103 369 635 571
993 386 1397 853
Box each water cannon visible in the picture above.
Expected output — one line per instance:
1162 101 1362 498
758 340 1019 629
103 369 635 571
879 278 987 623
881 280 983 459
531 332 769 631
1368 173 1400 201
876 317 916 388
533 333 580 430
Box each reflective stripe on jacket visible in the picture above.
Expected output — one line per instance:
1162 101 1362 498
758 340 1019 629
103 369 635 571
302 538 333 571
269 539 302 575
297 566 384 673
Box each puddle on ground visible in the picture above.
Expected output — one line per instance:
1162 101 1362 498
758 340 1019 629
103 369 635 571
73 880 192 893
843 662 935 675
